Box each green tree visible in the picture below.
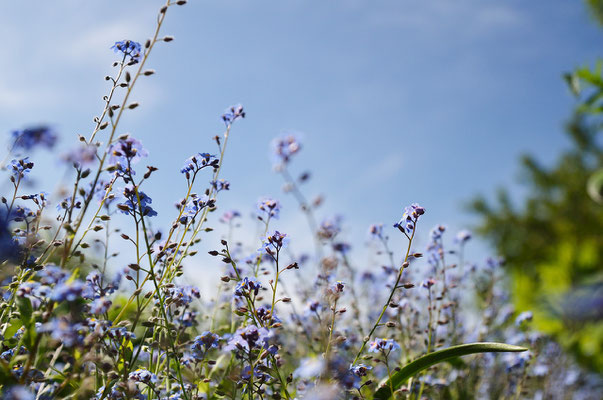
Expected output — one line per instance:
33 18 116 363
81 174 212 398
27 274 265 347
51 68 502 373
469 60 603 372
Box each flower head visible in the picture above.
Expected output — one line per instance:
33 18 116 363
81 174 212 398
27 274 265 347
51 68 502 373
11 126 57 151
257 197 281 220
234 277 262 298
180 152 218 176
221 104 245 125
8 158 34 179
129 368 158 385
117 186 157 217
191 331 220 358
394 203 425 233
260 230 289 255
107 136 148 175
272 134 301 167
111 40 142 63
368 338 400 353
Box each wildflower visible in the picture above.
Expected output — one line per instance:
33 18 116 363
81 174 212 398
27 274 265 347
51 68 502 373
178 194 214 223
234 277 261 297
327 281 345 295
260 230 289 255
191 331 220 358
256 197 281 220
51 279 89 302
8 158 34 179
220 209 241 223
454 229 472 244
129 368 158 385
368 338 400 353
0 211 20 262
394 203 425 233
318 216 342 240
85 270 121 298
485 256 504 269
117 186 157 217
180 152 218 176
164 285 200 307
333 241 351 254
39 318 83 347
107 327 136 341
11 126 57 151
38 264 69 285
272 134 301 167
21 192 48 208
350 363 372 377
422 278 436 289
11 206 36 223
89 297 112 315
107 136 148 175
211 178 230 192
111 40 142 63
224 325 272 352
368 223 384 240
221 104 245 125
515 311 533 326
241 365 272 382
62 144 97 168
2 385 35 400
429 224 446 241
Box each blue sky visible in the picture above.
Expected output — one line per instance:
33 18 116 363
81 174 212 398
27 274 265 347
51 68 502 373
1 1 601 285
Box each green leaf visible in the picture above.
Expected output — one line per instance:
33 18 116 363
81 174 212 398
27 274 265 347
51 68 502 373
373 342 527 400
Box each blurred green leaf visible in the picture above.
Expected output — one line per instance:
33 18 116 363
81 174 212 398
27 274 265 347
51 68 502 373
373 342 527 400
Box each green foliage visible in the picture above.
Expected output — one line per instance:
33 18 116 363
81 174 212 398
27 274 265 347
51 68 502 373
469 61 603 372
373 343 527 400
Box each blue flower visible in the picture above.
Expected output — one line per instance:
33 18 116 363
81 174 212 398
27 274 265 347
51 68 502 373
191 331 220 359
394 203 425 233
350 363 372 377
327 281 345 295
2 385 35 400
117 186 157 217
164 285 200 307
11 126 57 151
180 152 218 176
89 297 112 315
221 104 245 125
256 197 281 220
368 223 384 240
515 311 533 327
210 179 230 192
111 40 142 63
8 158 34 179
51 280 89 302
224 325 272 353
129 368 158 385
0 210 20 262
219 209 241 224
454 229 472 244
39 318 84 347
368 338 400 353
107 136 148 175
240 365 272 383
178 194 214 224
62 144 97 168
234 277 262 297
38 265 69 285
271 134 301 167
318 216 342 240
260 230 289 255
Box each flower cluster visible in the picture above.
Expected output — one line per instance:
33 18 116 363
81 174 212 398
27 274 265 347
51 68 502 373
111 40 142 63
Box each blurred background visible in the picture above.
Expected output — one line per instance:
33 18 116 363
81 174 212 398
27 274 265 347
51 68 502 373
1 0 601 374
